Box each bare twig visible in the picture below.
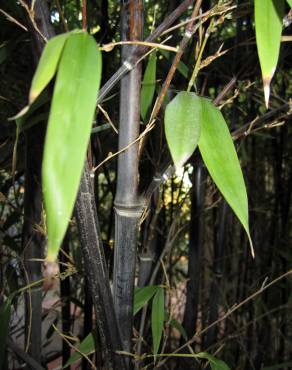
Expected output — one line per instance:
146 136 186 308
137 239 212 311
156 270 292 367
0 9 28 31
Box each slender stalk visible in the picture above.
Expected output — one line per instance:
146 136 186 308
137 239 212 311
82 0 87 31
182 161 206 341
82 277 93 370
97 0 194 105
113 1 143 358
6 339 45 370
75 161 126 370
22 123 44 366
205 200 229 348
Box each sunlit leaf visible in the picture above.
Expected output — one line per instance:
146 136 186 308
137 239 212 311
0 297 12 370
134 285 159 315
64 333 96 368
29 32 70 103
198 97 253 257
164 92 201 170
151 287 164 357
43 32 102 261
141 52 157 120
196 352 230 370
286 0 292 7
254 0 285 108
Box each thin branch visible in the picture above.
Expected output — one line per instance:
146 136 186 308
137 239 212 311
97 0 194 104
6 338 45 370
156 270 292 367
0 9 28 31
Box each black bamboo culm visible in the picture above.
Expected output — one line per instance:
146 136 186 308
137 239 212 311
75 161 126 370
22 123 45 367
82 277 93 370
97 0 194 105
22 1 55 366
113 1 144 358
205 200 229 348
25 2 125 369
182 161 206 339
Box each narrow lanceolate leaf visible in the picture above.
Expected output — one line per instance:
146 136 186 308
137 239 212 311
198 98 254 257
254 0 284 108
164 92 201 171
140 52 157 121
196 352 230 370
64 333 96 368
134 285 159 315
43 32 102 261
0 297 12 370
287 0 292 8
29 32 70 103
151 287 165 357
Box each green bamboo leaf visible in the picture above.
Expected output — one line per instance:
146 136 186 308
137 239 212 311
134 285 159 315
196 352 230 370
140 52 157 121
151 287 164 356
29 32 70 104
64 333 96 368
159 49 189 78
198 97 254 257
43 32 102 261
0 297 12 370
254 0 285 108
286 0 292 7
164 92 201 170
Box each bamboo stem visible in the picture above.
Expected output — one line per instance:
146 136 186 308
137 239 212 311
182 161 206 340
113 1 144 359
75 162 126 370
97 0 194 105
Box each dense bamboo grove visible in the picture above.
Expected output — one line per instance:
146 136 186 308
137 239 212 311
0 1 291 369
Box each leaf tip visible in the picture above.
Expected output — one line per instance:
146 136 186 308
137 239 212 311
8 106 29 121
248 234 255 259
263 78 271 109
29 90 38 105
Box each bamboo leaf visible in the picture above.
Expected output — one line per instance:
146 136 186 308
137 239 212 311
64 333 96 368
198 97 253 257
254 0 285 108
169 318 188 341
140 52 157 120
0 297 12 370
196 352 230 370
164 92 201 170
287 0 292 7
133 285 159 315
29 32 70 103
43 32 102 261
159 49 189 78
151 287 164 356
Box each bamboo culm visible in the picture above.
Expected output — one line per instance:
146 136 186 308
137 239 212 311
113 1 144 358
